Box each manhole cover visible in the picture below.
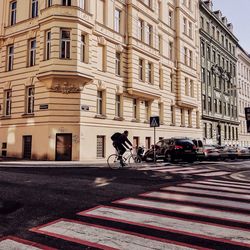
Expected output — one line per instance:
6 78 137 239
230 171 250 182
0 200 22 214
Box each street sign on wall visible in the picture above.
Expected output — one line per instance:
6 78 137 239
245 107 250 121
150 116 160 127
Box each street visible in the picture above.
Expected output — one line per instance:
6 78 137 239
0 160 250 249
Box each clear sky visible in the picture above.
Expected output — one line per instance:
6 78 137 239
212 0 250 53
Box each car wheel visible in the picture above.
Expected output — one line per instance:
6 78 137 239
165 153 174 163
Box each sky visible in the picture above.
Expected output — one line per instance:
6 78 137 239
212 0 250 53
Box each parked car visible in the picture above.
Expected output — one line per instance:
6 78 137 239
236 147 250 159
192 139 205 160
203 145 220 160
217 146 237 160
143 138 197 163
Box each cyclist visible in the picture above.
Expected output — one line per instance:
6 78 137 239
111 130 133 166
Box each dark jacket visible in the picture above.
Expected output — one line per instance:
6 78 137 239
117 133 133 149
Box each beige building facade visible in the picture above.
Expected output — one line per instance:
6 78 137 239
0 0 202 161
237 46 250 147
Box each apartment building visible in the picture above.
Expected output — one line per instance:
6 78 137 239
237 46 250 147
200 0 239 146
0 0 202 161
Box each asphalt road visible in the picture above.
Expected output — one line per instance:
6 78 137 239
0 160 250 249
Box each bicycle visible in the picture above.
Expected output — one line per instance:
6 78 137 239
107 148 142 169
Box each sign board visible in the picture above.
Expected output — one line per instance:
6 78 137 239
150 116 160 127
81 105 90 111
247 120 250 133
245 107 250 121
39 104 49 110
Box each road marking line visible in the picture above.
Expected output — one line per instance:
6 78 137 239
170 169 214 174
161 186 250 200
0 236 55 250
196 171 230 176
141 192 250 210
114 197 250 224
79 206 250 248
207 179 250 187
30 218 200 250
195 181 250 190
180 183 250 194
158 167 195 173
139 166 180 171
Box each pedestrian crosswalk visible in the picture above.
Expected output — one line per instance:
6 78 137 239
138 164 231 177
1 177 250 249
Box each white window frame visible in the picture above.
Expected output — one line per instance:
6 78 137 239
115 52 121 76
115 94 121 118
29 39 36 67
81 34 87 63
10 1 17 26
4 90 12 116
147 62 153 84
45 30 51 60
31 0 38 18
97 90 103 115
26 86 35 114
138 19 144 41
7 45 14 71
114 8 121 33
60 29 71 59
47 0 52 7
62 0 71 6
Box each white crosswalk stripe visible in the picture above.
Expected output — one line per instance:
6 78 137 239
180 183 250 194
205 179 250 187
141 191 250 210
196 171 230 176
31 219 194 250
80 206 250 247
114 197 250 223
162 186 250 200
195 180 250 189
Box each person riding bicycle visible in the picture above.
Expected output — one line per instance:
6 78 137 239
111 130 133 166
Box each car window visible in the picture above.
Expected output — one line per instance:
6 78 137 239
198 140 203 147
175 139 194 146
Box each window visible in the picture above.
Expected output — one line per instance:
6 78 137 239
10 1 17 26
145 137 151 150
159 68 163 89
60 30 70 59
31 0 38 18
79 0 86 9
214 99 218 113
204 123 207 138
206 44 211 60
207 71 211 85
188 21 192 37
96 0 105 24
171 105 175 125
115 95 121 117
169 10 173 28
138 58 144 81
62 0 71 6
47 0 52 7
29 39 36 67
224 125 227 140
45 31 51 60
169 41 173 60
145 101 150 121
196 111 200 128
202 95 206 110
184 47 188 65
4 90 12 116
97 90 105 115
97 136 105 158
158 102 163 122
190 80 194 97
158 35 162 54
183 17 187 34
189 50 192 67
201 67 205 83
26 86 35 114
97 45 105 71
114 9 121 33
212 50 216 62
201 40 205 57
170 73 174 92
138 19 144 41
81 34 87 63
144 0 152 7
181 109 185 126
115 52 121 76
219 100 222 114
145 24 152 46
185 77 189 95
208 97 212 112
188 110 192 127
147 62 153 84
133 99 138 119
7 45 14 71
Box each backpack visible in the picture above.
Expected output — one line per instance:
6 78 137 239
111 132 122 142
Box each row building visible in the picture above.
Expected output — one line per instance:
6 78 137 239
0 0 202 161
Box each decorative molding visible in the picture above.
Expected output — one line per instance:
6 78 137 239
116 85 123 94
4 81 12 90
96 79 106 90
4 37 14 46
50 82 83 94
97 36 106 46
116 44 123 53
25 77 35 86
26 30 37 39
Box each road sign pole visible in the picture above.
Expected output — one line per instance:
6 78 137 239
154 126 156 163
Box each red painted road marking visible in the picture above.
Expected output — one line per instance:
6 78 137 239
30 218 203 250
141 191 250 210
79 206 250 247
0 236 56 250
113 197 250 224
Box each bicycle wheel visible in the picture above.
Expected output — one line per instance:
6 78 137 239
107 154 121 169
128 154 142 168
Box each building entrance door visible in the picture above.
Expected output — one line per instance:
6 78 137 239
55 133 72 161
23 135 32 159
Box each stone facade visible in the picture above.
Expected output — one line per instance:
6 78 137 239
199 0 239 146
237 46 250 147
0 0 202 161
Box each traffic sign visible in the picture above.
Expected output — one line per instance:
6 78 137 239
245 107 250 121
150 116 160 127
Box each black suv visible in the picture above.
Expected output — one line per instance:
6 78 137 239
144 138 196 163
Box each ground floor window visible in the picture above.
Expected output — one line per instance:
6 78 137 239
97 135 105 158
